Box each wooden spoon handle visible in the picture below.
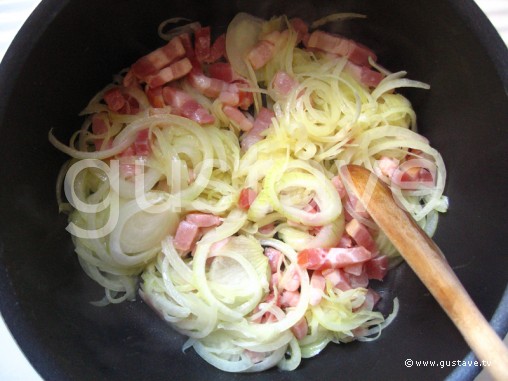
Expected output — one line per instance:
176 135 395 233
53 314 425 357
341 164 508 381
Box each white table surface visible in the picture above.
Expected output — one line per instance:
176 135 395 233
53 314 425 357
0 1 507 380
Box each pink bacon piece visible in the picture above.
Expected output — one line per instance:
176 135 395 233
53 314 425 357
349 271 369 288
103 87 140 115
345 219 378 254
179 33 200 68
306 30 377 66
104 88 125 112
322 268 351 291
145 86 165 108
209 62 237 82
223 105 254 131
289 18 309 44
173 220 200 252
194 26 211 63
271 70 299 98
219 82 254 110
280 264 300 292
280 290 300 308
365 255 389 281
240 107 275 151
377 156 400 179
246 30 286 70
188 68 227 98
344 263 364 276
207 62 254 109
134 128 151 156
344 61 384 88
331 175 347 199
206 33 226 63
238 187 258 210
309 271 326 306
247 40 276 70
264 247 283 273
146 58 193 88
297 246 372 271
91 113 110 151
162 87 215 125
291 317 308 340
355 288 381 312
131 37 186 80
185 213 221 228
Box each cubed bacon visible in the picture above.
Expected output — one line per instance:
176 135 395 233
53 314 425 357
146 58 193 88
264 247 282 273
255 292 280 323
306 30 377 66
269 272 280 291
209 62 236 82
297 246 372 270
219 86 240 106
146 86 165 108
271 70 299 98
344 263 364 276
392 164 435 190
349 271 369 288
247 39 276 70
134 128 151 156
91 113 110 151
240 107 275 151
258 223 275 235
365 255 389 281
118 147 136 178
188 69 227 98
263 30 287 45
281 264 300 292
219 82 254 110
92 114 108 136
103 87 140 115
115 128 151 177
357 289 381 312
377 156 400 178
131 37 186 79
322 268 351 291
104 87 126 112
194 26 211 63
291 317 308 340
346 195 371 219
280 290 300 308
162 87 215 124
289 18 309 44
244 350 265 364
309 271 326 306
210 237 231 256
331 175 347 199
122 70 137 88
206 33 226 63
173 220 200 252
238 187 258 210
345 219 377 254
178 33 200 68
120 94 140 115
338 234 353 248
344 61 384 88
185 213 221 228
223 105 254 131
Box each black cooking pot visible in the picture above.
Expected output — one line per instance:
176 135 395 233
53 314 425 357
0 0 507 380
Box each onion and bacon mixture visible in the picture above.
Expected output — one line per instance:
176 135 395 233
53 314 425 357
50 12 448 372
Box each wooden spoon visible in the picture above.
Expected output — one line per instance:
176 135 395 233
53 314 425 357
340 164 508 381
